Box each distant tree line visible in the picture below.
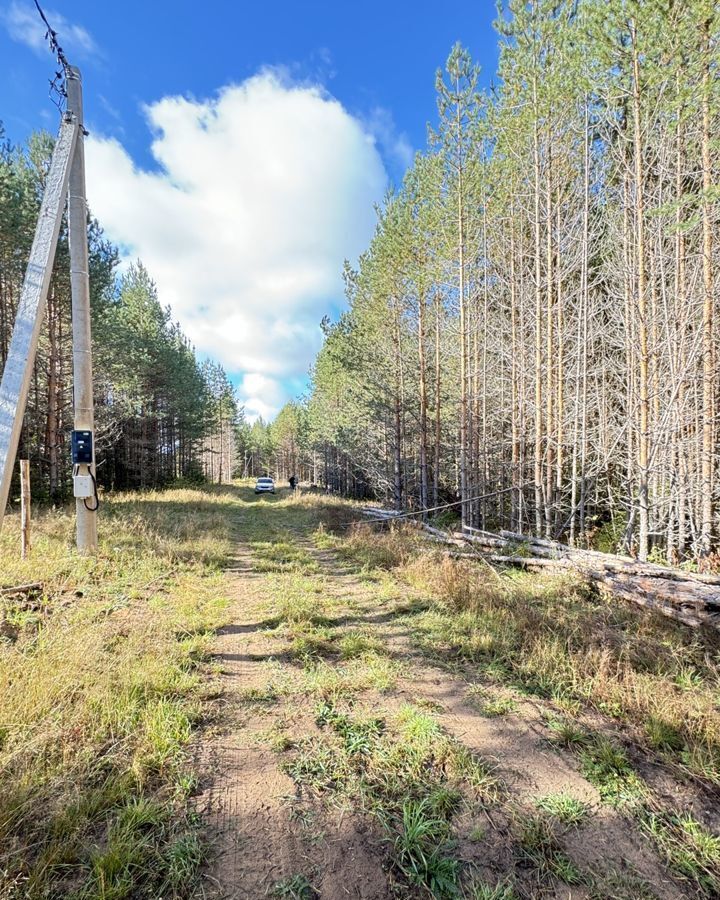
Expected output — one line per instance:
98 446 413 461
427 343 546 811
0 125 240 504
268 0 720 563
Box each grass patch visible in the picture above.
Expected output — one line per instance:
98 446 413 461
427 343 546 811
534 793 590 826
391 797 460 897
577 735 645 808
544 715 589 749
270 873 317 898
0 485 233 898
467 879 518 899
638 810 720 897
284 702 500 896
335 522 424 571
338 629 385 659
516 814 585 885
587 866 659 899
466 686 517 718
251 538 320 574
292 652 401 698
337 527 720 786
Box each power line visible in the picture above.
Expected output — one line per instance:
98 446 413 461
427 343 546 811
357 484 531 526
32 0 70 111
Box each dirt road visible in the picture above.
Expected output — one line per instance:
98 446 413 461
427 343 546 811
193 488 708 900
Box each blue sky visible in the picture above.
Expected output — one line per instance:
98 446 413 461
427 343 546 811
1 1 500 419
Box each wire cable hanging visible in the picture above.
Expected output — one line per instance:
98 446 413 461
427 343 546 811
356 483 533 526
32 0 70 112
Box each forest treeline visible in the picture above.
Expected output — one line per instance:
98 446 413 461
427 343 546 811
261 0 720 564
0 127 240 503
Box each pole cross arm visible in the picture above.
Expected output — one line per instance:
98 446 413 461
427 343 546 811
0 117 79 530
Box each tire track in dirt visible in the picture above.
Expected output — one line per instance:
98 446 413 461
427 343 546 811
302 536 689 900
195 519 394 900
194 500 690 899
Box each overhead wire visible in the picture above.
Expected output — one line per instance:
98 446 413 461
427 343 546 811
352 483 534 527
32 0 70 112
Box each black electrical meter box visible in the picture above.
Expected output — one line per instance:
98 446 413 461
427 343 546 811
71 430 93 465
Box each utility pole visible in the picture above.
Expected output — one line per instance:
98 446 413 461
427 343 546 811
66 67 98 553
0 6 99 553
0 117 77 529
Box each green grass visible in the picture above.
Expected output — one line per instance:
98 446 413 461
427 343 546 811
466 686 517 718
270 873 317 898
587 867 659 900
251 538 320 574
391 797 460 897
338 629 385 659
542 722 720 893
516 814 585 885
577 735 645 808
638 811 720 896
284 702 499 896
544 715 589 748
534 792 590 826
645 715 685 753
467 879 518 899
269 649 402 699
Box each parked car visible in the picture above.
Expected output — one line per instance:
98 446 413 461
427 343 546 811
254 476 276 494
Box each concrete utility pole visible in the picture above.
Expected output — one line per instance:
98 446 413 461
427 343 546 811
66 67 98 552
0 117 77 529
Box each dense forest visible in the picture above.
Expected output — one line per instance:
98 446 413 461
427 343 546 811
0 126 240 502
3 0 719 565
258 0 720 564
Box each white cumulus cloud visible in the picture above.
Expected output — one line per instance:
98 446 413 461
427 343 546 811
84 71 387 421
2 0 97 57
238 373 287 423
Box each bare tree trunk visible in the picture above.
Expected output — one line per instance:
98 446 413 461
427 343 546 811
418 288 429 516
632 21 651 561
433 294 442 506
510 211 520 531
700 15 715 556
458 161 468 526
545 162 554 536
533 74 544 535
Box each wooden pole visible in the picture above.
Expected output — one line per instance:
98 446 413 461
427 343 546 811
20 459 30 558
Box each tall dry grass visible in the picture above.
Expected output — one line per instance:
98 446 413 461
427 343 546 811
0 486 233 898
339 530 720 785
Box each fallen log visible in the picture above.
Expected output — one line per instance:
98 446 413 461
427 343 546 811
492 528 720 587
361 508 720 629
452 530 509 549
423 524 466 546
587 571 709 629
0 582 42 596
489 555 571 569
464 527 720 629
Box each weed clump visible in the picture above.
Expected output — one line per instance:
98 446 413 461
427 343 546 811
341 523 423 570
534 793 590 827
516 814 585 885
285 702 500 896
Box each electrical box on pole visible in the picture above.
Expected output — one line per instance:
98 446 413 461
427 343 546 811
71 430 94 465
